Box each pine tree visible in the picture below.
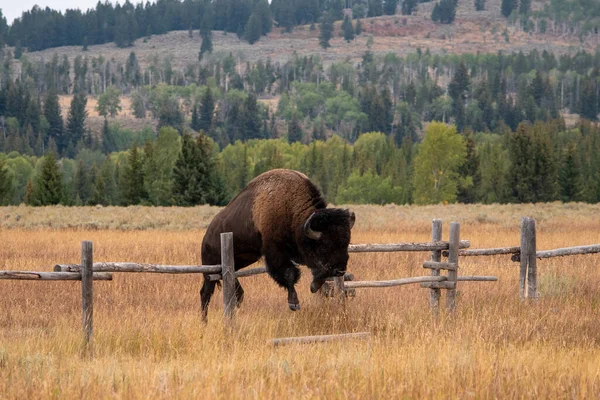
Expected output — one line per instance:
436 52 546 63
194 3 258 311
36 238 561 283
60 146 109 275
342 15 355 42
474 0 485 11
559 143 584 202
122 143 146 205
401 0 417 15
191 104 200 131
73 160 91 205
519 0 531 14
44 89 64 154
66 92 88 155
355 18 363 35
0 157 9 204
101 118 117 154
33 152 64 206
244 12 262 45
319 12 334 49
288 113 303 143
198 88 214 133
172 133 226 206
384 0 398 15
501 0 517 17
199 5 214 59
243 93 263 139
456 132 481 203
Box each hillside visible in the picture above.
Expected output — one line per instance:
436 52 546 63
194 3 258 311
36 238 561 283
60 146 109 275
24 0 594 72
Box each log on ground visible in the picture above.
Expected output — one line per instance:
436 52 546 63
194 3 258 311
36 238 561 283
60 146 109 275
270 332 371 346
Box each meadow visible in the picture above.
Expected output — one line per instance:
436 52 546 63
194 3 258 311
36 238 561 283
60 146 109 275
0 203 599 398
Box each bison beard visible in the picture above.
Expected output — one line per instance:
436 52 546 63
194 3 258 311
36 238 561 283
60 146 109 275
200 169 355 321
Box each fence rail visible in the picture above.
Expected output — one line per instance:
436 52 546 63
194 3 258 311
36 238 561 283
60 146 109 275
0 271 112 280
349 241 470 253
54 263 221 274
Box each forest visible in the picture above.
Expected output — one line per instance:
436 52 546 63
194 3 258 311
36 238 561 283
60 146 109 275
1 1 600 207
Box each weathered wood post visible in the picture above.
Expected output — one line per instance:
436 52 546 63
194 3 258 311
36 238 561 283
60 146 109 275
446 222 459 311
519 217 530 300
526 218 538 299
81 241 93 355
220 232 236 325
430 219 442 315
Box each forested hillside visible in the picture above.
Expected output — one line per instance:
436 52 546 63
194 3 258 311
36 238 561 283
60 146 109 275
0 1 600 208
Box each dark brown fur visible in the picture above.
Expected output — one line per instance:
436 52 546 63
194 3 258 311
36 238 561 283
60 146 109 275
200 169 354 320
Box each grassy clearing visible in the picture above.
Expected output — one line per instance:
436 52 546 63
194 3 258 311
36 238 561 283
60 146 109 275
0 203 599 398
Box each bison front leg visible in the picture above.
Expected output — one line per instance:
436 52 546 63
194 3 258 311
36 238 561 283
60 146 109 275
265 249 301 311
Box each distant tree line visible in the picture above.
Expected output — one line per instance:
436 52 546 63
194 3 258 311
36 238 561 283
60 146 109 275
1 0 412 52
2 118 600 207
2 47 599 158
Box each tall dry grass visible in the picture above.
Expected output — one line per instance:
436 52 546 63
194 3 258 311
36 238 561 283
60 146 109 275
0 204 599 398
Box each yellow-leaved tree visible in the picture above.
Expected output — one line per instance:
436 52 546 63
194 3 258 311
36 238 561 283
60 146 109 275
413 122 466 205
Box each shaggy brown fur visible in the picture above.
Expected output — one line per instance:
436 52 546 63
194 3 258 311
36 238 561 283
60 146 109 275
200 169 354 320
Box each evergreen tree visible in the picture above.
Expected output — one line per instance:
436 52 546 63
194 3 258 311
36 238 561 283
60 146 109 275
519 0 531 14
191 104 200 131
431 0 456 23
559 143 584 202
90 165 106 205
172 133 226 206
507 123 535 202
456 132 481 203
319 12 334 49
101 118 117 154
288 113 304 143
342 15 355 42
355 18 363 35
580 80 598 121
501 0 517 17
66 92 88 155
244 12 262 45
0 157 9 204
33 152 64 206
121 143 146 205
401 0 417 15
73 160 91 205
199 86 215 132
384 0 399 15
44 89 64 154
474 0 485 11
243 93 263 139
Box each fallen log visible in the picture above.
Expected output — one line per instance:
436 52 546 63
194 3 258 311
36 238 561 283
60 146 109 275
270 332 371 346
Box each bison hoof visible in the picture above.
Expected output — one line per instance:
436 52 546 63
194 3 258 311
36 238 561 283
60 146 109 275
288 303 300 311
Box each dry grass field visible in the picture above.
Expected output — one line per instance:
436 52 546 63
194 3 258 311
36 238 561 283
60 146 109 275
1 203 600 398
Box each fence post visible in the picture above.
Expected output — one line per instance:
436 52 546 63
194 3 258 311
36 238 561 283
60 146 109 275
519 217 530 300
526 218 538 299
446 222 459 311
430 219 442 315
220 232 236 325
81 241 93 356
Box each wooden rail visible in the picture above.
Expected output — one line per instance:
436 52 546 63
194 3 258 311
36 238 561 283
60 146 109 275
0 271 112 280
348 240 470 253
54 263 221 274
443 247 521 257
344 276 448 289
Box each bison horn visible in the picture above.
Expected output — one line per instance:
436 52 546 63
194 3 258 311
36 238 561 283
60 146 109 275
304 213 322 240
349 211 356 229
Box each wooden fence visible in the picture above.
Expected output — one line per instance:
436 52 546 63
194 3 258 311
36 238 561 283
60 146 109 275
2 216 597 350
441 216 600 299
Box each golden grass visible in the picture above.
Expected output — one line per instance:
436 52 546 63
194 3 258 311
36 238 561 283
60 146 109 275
1 204 600 398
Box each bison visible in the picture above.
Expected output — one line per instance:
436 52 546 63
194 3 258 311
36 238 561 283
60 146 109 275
200 169 355 320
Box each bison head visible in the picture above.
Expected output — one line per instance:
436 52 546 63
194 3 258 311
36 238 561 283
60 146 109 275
300 208 355 293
